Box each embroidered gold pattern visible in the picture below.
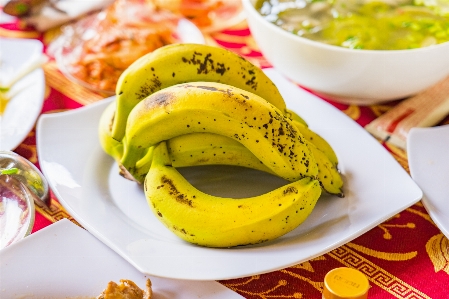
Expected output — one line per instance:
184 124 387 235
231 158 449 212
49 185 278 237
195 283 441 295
378 222 416 240
329 245 431 299
223 277 306 299
426 233 449 275
16 143 38 164
34 194 81 227
342 105 361 120
406 207 435 224
280 269 324 293
369 104 395 118
224 276 260 287
346 242 418 261
290 261 315 272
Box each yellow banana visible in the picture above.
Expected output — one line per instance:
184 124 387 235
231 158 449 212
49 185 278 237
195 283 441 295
99 101 272 182
167 131 342 196
170 134 343 197
287 108 308 127
168 133 272 174
293 120 339 166
121 82 318 182
144 142 322 248
128 133 275 184
112 43 287 141
100 100 342 195
98 101 153 181
99 101 123 162
308 142 344 197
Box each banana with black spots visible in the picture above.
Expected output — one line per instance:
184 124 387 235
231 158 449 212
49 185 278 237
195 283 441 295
307 141 343 197
168 132 272 173
144 141 322 247
120 81 318 182
112 43 288 141
168 133 343 197
100 100 342 196
99 101 272 183
99 101 123 162
293 120 339 166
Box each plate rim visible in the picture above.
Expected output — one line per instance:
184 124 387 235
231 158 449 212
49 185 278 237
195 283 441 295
0 68 45 151
408 126 449 239
0 218 244 298
0 37 45 151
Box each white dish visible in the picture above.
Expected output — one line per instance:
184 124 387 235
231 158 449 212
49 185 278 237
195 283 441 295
408 125 449 238
242 0 449 105
0 38 45 151
0 219 243 298
36 69 422 280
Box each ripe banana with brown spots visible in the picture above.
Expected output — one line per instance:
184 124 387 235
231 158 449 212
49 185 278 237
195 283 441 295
120 81 318 182
307 141 343 197
99 100 123 162
124 132 275 184
168 134 343 197
293 120 339 166
99 101 272 183
144 141 322 248
100 100 342 196
112 43 287 142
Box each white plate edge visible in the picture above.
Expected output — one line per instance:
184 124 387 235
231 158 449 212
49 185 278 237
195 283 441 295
35 69 425 280
408 126 449 239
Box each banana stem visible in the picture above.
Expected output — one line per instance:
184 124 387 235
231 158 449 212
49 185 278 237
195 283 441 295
120 145 147 181
152 142 172 167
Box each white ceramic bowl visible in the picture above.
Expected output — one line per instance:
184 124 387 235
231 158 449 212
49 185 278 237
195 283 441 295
243 0 449 105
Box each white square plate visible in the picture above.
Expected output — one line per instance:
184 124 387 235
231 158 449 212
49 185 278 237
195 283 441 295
408 125 449 238
0 219 242 298
0 37 45 150
36 69 422 280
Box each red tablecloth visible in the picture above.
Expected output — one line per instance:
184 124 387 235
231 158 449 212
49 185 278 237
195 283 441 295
2 17 449 299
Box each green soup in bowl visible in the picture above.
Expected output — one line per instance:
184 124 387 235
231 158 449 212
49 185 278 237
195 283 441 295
256 0 449 50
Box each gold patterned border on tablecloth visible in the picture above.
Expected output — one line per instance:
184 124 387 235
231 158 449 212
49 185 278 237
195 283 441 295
329 245 430 299
34 194 81 227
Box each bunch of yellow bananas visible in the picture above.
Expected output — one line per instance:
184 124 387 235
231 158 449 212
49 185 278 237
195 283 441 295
98 43 343 248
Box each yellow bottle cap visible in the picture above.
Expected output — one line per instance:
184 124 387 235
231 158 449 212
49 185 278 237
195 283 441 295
323 267 370 299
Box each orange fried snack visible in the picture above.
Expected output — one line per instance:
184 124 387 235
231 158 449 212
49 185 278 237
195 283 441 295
151 0 224 27
97 279 153 299
68 0 179 93
179 0 223 27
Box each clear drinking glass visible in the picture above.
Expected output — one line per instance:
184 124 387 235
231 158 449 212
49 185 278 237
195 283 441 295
0 151 49 249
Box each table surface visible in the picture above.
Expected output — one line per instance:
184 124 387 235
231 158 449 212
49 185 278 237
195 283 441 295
2 14 449 299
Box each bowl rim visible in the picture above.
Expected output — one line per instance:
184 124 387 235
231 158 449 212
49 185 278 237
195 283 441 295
242 0 449 55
